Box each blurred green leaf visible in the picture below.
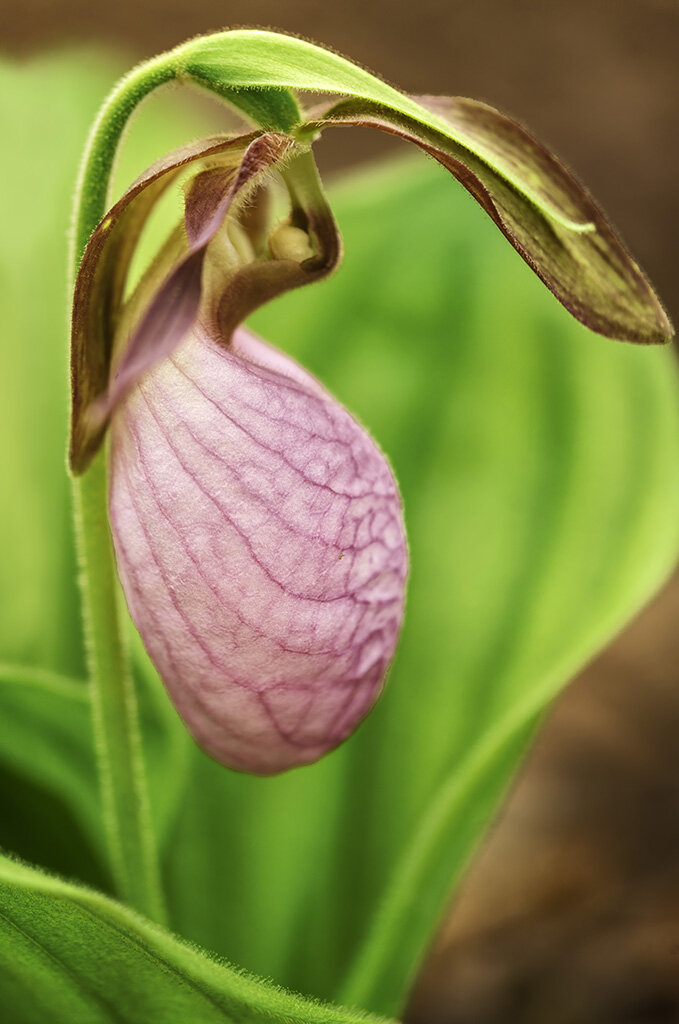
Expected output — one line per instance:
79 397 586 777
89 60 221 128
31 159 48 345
0 51 200 888
0 53 117 675
129 629 193 851
0 854 389 1024
0 656 187 890
0 666 106 889
164 157 679 1014
0 51 115 881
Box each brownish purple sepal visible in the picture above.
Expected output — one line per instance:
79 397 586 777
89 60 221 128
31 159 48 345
305 96 673 347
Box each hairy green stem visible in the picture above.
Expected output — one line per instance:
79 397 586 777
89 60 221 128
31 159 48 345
69 58 177 922
73 455 165 921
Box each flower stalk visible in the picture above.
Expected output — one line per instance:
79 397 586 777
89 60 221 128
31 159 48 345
68 60 174 921
73 454 165 922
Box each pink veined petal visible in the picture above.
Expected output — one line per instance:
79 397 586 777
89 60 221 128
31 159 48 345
109 326 408 774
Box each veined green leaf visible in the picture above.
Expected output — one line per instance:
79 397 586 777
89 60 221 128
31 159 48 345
0 854 391 1024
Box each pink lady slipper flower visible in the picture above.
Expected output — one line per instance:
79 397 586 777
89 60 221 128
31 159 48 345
70 78 671 776
71 133 408 774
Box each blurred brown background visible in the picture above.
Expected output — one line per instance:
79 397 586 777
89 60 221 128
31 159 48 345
4 1 679 1021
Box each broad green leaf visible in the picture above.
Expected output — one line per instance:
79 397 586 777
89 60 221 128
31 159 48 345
0 854 389 1024
0 43 116 879
163 156 679 1015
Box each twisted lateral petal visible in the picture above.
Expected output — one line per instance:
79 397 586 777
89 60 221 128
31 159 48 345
70 130 341 474
109 328 408 774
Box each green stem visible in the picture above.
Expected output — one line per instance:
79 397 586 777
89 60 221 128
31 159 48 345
73 453 166 922
69 55 178 925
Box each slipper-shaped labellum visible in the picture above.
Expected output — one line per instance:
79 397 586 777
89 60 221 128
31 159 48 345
110 327 407 774
71 132 408 774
